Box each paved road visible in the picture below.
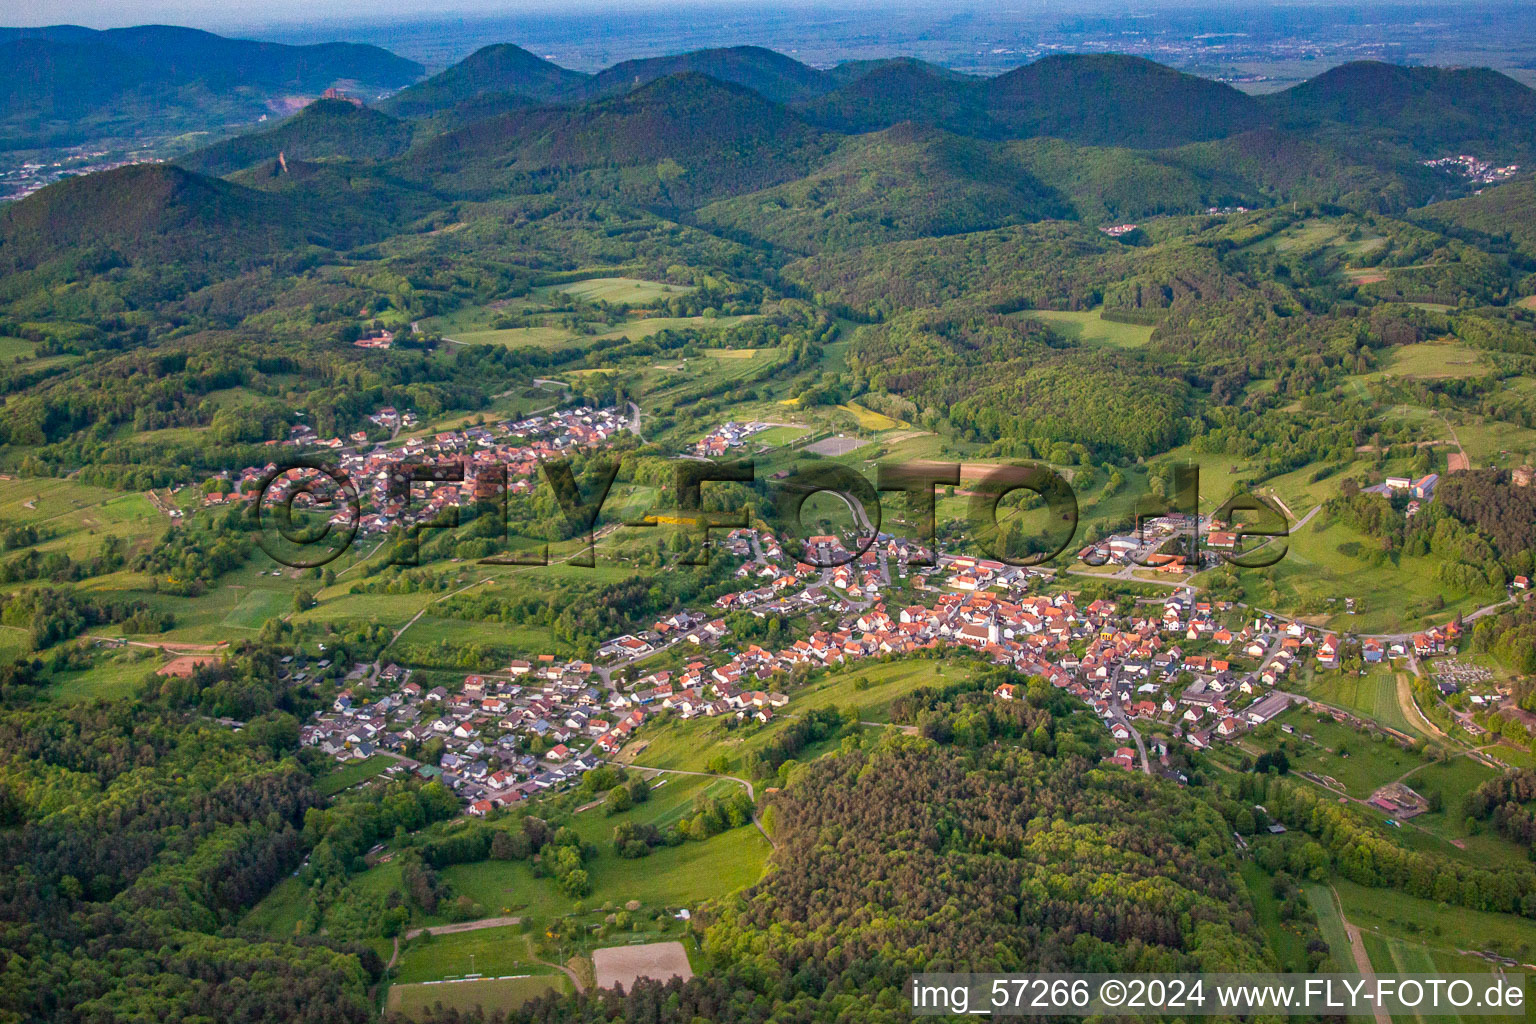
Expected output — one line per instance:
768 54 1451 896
1111 709 1152 775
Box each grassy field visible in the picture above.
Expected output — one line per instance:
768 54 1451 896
386 976 569 1019
316 754 398 796
1448 415 1536 469
243 875 308 936
448 315 754 352
1026 308 1154 348
1377 342 1489 380
782 659 966 724
1334 877 1535 969
438 813 767 922
750 425 808 447
449 325 576 349
222 588 291 629
1303 883 1358 972
1303 664 1423 738
1234 512 1487 633
836 402 903 431
1240 862 1311 972
1259 706 1425 798
0 335 34 358
391 925 554 984
1392 756 1530 869
548 277 694 304
46 654 155 702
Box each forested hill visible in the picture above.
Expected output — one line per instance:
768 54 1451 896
1264 60 1536 161
397 72 835 206
0 24 422 149
0 163 390 278
793 52 1267 147
573 45 833 104
7 46 1528 303
378 43 589 116
178 100 416 176
983 53 1269 147
406 726 1273 1024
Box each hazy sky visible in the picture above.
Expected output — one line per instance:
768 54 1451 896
3 0 840 31
0 0 1252 33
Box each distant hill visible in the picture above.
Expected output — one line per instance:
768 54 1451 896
573 46 831 104
799 53 1266 148
983 54 1268 148
1265 61 1536 161
0 163 344 275
697 123 1070 251
379 43 586 117
178 99 415 176
796 60 989 136
0 24 421 149
823 56 976 86
399 72 832 207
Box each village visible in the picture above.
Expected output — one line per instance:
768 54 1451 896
296 486 1484 814
195 405 633 536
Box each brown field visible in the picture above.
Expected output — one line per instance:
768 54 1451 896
156 654 222 677
591 941 693 991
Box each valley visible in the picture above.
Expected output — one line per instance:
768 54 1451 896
0 21 1534 1024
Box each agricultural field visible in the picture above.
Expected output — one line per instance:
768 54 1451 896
1233 512 1489 633
40 644 158 702
447 315 756 351
1390 755 1528 869
778 658 968 724
431 815 764 924
836 402 903 431
1301 664 1423 738
305 769 771 938
221 587 291 629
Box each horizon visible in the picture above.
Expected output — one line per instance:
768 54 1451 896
6 0 1536 78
